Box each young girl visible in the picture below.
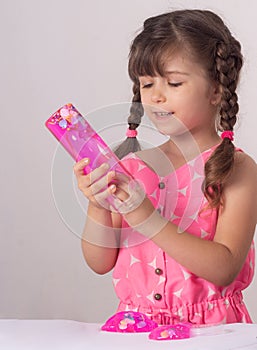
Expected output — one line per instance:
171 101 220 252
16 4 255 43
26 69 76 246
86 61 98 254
74 10 257 325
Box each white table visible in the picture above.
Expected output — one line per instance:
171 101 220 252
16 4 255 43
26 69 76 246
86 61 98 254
0 320 257 350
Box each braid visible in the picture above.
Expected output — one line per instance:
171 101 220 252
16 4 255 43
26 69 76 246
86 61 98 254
114 82 144 159
128 82 144 125
204 40 243 207
216 41 242 131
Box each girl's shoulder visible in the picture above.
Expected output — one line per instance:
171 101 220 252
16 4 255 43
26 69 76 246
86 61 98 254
234 151 257 174
227 150 257 189
135 147 173 176
121 146 175 178
121 148 159 176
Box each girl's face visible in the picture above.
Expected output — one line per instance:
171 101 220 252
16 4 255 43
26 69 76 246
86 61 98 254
138 53 221 139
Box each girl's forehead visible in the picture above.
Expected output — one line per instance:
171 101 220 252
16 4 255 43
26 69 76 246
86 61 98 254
138 54 204 78
163 54 190 68
129 42 208 81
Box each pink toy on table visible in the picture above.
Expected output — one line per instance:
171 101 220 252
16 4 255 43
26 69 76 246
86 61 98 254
101 311 158 333
148 323 192 340
101 311 194 339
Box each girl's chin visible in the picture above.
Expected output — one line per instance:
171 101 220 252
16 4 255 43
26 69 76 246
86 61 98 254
157 127 192 138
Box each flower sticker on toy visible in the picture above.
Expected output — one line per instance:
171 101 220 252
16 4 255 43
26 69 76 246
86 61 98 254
149 323 192 340
101 311 158 333
58 119 68 129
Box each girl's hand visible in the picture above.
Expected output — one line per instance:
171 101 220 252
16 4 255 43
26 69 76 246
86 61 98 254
73 158 118 211
110 173 146 214
73 158 146 213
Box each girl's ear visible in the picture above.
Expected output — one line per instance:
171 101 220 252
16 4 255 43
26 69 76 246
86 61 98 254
210 83 222 106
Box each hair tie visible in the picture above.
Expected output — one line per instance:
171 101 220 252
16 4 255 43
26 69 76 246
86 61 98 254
221 130 234 141
126 128 138 138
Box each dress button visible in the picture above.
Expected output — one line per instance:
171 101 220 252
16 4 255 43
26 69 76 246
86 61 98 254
157 208 162 214
154 293 162 301
155 268 163 275
158 182 165 189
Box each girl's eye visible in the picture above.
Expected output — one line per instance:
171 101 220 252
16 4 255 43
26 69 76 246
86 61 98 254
168 82 183 87
141 83 153 88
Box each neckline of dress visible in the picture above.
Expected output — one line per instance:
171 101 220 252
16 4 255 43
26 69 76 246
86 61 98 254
130 142 221 180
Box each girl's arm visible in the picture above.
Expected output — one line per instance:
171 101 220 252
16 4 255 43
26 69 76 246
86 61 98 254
124 152 257 286
81 203 122 274
73 159 123 275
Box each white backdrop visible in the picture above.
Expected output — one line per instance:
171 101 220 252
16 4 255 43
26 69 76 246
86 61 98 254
1 0 256 323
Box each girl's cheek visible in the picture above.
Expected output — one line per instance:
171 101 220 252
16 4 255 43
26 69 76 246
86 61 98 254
142 105 152 116
140 94 149 104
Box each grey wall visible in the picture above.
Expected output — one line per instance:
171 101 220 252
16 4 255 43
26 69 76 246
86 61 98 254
1 0 256 323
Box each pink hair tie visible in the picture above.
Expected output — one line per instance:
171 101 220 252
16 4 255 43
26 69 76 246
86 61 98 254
221 130 234 141
126 128 138 138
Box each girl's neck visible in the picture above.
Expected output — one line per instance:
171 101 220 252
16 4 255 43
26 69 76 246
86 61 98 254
162 130 221 161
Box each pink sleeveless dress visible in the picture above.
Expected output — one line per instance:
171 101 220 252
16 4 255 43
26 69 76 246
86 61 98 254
112 146 255 325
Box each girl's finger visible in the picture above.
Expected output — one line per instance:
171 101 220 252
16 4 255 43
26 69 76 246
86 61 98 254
89 171 116 196
92 183 119 210
73 158 90 175
74 160 111 186
114 171 131 184
112 186 129 202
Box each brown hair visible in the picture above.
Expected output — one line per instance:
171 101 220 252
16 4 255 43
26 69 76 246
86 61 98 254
114 10 243 208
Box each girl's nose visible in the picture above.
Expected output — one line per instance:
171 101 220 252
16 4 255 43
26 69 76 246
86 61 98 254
151 86 167 103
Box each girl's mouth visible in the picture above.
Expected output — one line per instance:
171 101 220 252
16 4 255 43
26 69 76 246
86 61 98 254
153 111 174 120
